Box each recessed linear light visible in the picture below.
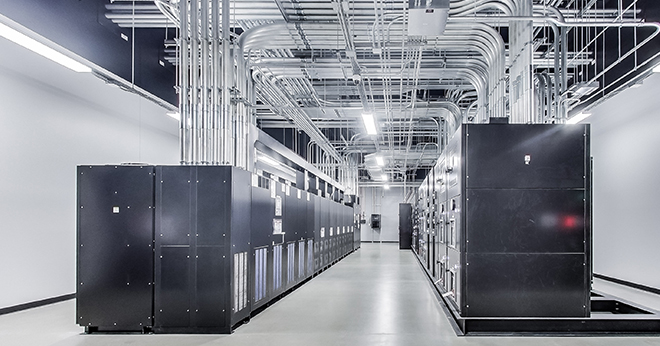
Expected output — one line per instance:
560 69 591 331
361 112 378 135
375 156 384 166
257 154 281 167
566 112 591 124
569 81 600 97
630 80 643 89
166 111 180 120
0 22 92 73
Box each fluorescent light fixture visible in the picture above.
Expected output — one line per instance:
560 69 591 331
381 174 388 181
361 112 378 135
569 81 600 97
566 112 591 124
630 80 643 89
653 64 660 73
258 154 281 167
375 156 384 166
384 184 390 190
0 22 92 73
166 111 180 120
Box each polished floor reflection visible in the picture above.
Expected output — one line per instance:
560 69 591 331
1 243 659 346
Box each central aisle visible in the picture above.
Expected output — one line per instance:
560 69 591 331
224 243 452 345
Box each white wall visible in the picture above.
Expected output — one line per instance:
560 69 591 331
0 38 178 309
588 73 660 290
359 186 408 242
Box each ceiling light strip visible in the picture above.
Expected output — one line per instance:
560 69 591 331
0 21 91 73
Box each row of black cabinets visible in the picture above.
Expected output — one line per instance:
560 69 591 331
77 165 359 333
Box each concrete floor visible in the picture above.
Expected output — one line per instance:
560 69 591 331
1 243 659 346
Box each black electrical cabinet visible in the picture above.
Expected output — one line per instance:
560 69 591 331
413 124 591 318
152 166 251 333
77 165 357 333
77 165 155 332
398 204 412 249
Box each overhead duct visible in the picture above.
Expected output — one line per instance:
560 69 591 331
364 153 384 178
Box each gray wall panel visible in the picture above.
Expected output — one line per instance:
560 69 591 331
589 73 660 290
359 187 409 242
0 38 177 310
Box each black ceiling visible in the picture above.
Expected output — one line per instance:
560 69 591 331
0 0 177 105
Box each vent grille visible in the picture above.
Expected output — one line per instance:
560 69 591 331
273 244 282 291
233 251 248 312
298 240 305 279
255 247 267 302
307 239 314 275
287 242 295 284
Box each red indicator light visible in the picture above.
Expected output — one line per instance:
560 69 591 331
561 216 578 229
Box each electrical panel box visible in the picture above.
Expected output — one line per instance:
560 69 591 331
413 124 591 318
407 0 450 36
370 214 381 229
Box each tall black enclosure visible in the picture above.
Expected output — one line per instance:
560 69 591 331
398 204 412 249
414 124 592 318
77 165 155 332
153 166 251 333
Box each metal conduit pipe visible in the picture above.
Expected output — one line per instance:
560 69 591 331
252 68 343 162
245 47 482 161
450 2 514 16
417 117 441 153
451 14 658 120
450 0 516 12
534 73 546 123
407 143 440 179
465 100 479 121
306 141 315 164
509 0 534 123
241 25 503 120
532 6 565 120
258 76 323 144
235 9 616 154
235 25 250 167
451 1 548 122
456 91 478 104
450 15 561 119
445 23 506 119
211 0 220 164
404 47 426 164
189 0 199 164
541 72 553 121
154 0 180 25
221 0 233 165
390 26 500 121
541 72 554 122
452 0 539 16
200 0 210 164
481 16 660 121
178 0 190 164
405 101 462 134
